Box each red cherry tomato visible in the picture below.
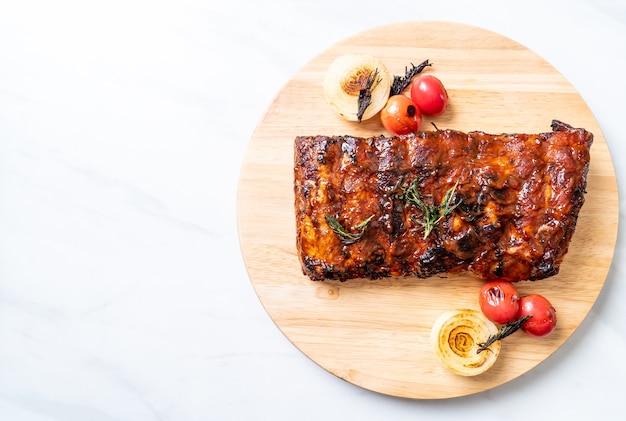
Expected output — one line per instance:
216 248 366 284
380 95 422 135
518 294 557 337
478 280 520 324
410 75 448 116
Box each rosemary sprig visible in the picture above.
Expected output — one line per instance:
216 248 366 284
477 315 532 354
402 178 461 239
356 69 381 123
325 214 375 244
389 59 432 96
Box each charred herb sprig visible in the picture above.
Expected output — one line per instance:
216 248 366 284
325 214 375 244
402 178 461 239
354 59 430 122
389 59 432 96
356 69 381 123
477 315 532 354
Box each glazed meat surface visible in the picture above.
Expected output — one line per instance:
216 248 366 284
294 120 592 282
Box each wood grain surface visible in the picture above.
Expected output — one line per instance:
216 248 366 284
237 21 618 399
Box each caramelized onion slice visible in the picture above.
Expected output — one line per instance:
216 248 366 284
323 54 391 122
430 308 501 376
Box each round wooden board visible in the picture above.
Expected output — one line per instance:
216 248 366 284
237 22 618 399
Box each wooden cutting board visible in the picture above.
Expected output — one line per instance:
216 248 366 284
237 21 618 399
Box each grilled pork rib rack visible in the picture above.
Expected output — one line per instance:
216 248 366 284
294 120 592 282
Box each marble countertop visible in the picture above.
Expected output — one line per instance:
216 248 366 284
1 0 625 419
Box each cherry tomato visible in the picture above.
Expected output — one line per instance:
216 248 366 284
478 280 520 324
410 75 448 116
380 95 422 135
518 294 557 337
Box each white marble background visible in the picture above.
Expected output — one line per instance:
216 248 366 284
1 0 625 419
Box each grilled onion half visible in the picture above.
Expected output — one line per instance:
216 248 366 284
323 54 391 122
430 309 501 376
